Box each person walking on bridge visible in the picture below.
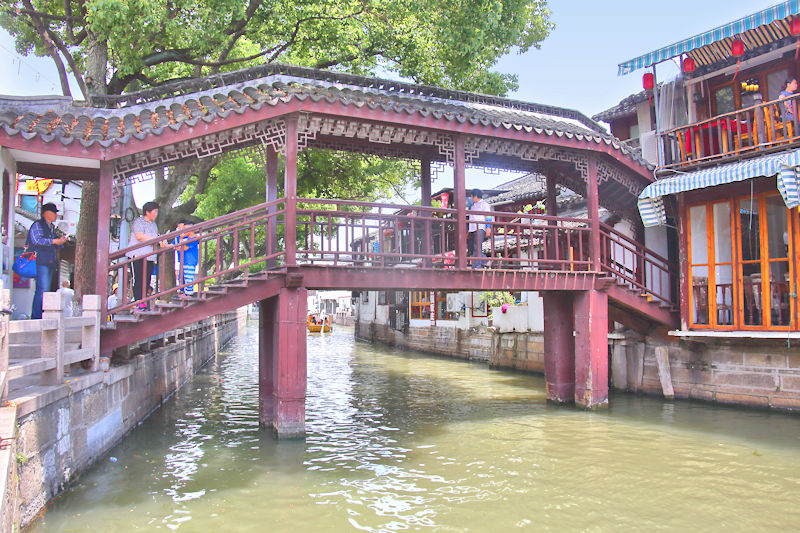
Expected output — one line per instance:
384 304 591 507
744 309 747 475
467 189 491 269
28 202 67 319
127 201 163 310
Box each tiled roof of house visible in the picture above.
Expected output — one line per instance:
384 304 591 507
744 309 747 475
0 63 643 164
592 90 649 123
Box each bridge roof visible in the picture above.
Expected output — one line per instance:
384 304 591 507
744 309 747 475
0 63 646 166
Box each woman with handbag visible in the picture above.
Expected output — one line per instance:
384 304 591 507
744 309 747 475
27 203 67 319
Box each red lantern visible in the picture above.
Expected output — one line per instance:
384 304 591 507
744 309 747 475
642 72 655 91
682 56 696 74
731 38 745 57
731 37 745 80
792 18 800 59
791 17 800 36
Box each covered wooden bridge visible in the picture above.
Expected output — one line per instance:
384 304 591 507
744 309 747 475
0 64 676 436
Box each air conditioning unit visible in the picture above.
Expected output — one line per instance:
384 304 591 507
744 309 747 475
446 293 464 313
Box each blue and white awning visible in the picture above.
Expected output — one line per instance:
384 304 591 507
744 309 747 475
618 1 800 76
638 150 800 227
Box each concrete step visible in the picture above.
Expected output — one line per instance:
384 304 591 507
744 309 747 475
8 358 56 381
114 314 142 323
155 301 185 309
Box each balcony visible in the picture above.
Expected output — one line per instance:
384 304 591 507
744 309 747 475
659 93 800 173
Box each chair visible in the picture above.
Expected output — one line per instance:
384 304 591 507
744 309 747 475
763 104 794 145
692 276 709 325
734 109 761 153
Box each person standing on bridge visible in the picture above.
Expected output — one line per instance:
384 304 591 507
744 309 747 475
172 220 200 296
28 202 68 319
127 201 163 310
467 189 491 268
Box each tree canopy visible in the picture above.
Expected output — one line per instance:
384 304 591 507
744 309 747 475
2 0 553 97
2 0 553 296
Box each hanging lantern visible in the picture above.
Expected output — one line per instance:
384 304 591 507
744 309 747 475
791 17 800 36
642 72 654 91
792 18 800 59
731 38 745 57
682 56 696 74
731 37 745 80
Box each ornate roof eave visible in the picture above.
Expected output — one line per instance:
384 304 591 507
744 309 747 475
1 98 654 182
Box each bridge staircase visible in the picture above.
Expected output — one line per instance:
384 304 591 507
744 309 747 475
101 198 679 355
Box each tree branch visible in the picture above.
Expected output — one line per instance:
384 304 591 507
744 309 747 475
18 8 72 96
21 0 88 97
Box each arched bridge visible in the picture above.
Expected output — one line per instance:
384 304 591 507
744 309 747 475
0 63 677 437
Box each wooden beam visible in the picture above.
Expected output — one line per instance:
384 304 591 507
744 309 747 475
284 115 298 268
454 135 467 270
95 161 113 321
266 147 279 269
586 157 601 272
16 162 99 181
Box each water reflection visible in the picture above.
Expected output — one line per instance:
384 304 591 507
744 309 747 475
31 321 800 532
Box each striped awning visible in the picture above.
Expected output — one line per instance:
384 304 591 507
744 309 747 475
618 1 800 76
638 149 800 226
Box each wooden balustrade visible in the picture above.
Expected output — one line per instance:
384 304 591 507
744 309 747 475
600 223 676 306
660 93 800 171
108 199 286 314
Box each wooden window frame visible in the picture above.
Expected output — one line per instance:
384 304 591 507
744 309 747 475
409 290 431 320
686 191 796 331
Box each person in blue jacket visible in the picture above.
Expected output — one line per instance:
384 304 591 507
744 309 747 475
27 203 67 319
172 220 200 296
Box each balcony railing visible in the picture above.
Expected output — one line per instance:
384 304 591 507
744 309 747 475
659 93 800 171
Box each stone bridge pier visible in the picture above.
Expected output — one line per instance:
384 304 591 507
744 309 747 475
258 287 308 437
543 289 609 408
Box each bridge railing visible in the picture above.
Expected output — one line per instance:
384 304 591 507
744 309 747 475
296 198 457 268
296 199 594 271
480 210 592 270
108 199 286 314
599 223 676 307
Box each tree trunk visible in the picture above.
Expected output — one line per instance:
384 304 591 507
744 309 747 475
74 35 107 299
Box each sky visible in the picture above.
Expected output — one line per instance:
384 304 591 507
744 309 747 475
0 0 773 199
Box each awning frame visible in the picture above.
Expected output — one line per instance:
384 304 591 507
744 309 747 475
618 1 800 76
638 149 800 226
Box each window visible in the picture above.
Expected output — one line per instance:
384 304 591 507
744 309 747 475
410 291 431 319
687 191 795 330
714 86 735 115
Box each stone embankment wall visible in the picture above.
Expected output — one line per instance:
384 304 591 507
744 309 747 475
14 308 248 527
618 335 800 412
355 320 545 372
358 319 800 414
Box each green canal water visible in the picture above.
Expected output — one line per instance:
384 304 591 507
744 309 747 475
31 321 800 531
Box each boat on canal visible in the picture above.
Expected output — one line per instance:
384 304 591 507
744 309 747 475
307 312 332 333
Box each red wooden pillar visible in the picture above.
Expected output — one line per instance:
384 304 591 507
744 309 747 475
420 158 432 207
545 173 558 263
258 295 277 425
421 158 432 266
266 147 279 269
284 116 299 267
573 289 609 408
586 157 601 272
542 292 575 403
454 136 467 269
95 161 114 319
259 287 308 437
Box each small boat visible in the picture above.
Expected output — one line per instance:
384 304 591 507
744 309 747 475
307 313 333 333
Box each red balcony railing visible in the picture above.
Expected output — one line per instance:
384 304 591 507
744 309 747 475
660 93 800 171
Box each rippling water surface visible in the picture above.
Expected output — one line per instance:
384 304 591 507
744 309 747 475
31 320 800 531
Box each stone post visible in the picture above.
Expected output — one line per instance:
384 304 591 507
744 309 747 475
0 280 9 402
41 292 64 385
82 295 101 372
574 289 609 408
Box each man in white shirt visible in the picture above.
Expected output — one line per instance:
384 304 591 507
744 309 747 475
468 189 491 268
